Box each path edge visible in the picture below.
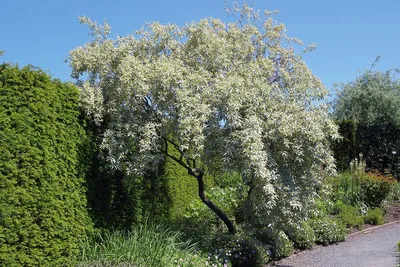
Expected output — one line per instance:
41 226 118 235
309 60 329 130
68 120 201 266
269 220 400 266
348 219 400 237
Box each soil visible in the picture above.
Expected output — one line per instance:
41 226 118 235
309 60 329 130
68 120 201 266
385 201 400 223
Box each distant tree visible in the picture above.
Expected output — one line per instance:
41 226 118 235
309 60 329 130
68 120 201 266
333 67 400 173
70 2 338 233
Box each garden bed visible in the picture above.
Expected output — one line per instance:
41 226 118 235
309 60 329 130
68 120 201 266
385 201 400 223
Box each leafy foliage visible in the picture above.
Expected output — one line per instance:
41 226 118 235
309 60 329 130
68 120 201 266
329 159 396 208
364 208 384 225
269 231 294 260
253 228 294 260
308 218 346 245
285 221 316 250
84 132 171 229
336 203 364 229
333 69 400 175
69 1 338 232
229 237 270 267
361 170 397 207
208 232 270 267
163 145 200 221
0 64 92 266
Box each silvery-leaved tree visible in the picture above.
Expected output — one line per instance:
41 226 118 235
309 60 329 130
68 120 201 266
69 2 338 234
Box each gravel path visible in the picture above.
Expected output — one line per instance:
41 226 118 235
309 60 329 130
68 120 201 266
272 222 400 267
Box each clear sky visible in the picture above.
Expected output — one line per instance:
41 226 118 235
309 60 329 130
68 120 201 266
1 0 399 98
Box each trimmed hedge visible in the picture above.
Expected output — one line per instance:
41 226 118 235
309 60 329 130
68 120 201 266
164 145 199 220
332 120 357 172
0 65 92 266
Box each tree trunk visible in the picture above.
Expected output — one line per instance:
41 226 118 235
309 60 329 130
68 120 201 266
188 169 236 234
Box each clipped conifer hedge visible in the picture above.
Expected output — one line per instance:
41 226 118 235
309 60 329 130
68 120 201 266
332 120 357 171
0 64 92 266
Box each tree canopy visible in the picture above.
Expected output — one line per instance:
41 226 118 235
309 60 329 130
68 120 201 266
334 68 400 126
333 67 400 173
69 3 338 232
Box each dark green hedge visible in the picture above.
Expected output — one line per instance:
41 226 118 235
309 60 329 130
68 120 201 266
333 119 400 176
356 122 400 175
163 147 199 220
0 65 92 266
164 146 215 221
332 120 357 171
83 116 172 229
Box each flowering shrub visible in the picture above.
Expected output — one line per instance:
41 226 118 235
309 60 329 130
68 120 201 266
207 233 270 267
230 238 270 267
253 229 294 260
329 160 396 207
270 231 294 260
286 221 316 250
308 218 346 245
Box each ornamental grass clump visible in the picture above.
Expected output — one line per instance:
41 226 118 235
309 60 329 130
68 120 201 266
78 223 203 267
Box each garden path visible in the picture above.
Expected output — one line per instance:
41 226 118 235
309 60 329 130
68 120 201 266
271 222 400 267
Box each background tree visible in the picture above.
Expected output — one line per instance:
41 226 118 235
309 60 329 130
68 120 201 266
333 66 400 174
69 2 338 233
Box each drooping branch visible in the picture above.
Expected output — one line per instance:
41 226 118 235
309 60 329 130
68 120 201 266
189 168 236 234
160 136 236 234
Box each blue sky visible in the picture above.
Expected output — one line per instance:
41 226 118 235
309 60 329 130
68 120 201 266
1 0 399 98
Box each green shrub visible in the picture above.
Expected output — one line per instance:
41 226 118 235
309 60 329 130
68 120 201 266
271 231 294 260
230 237 270 267
309 218 346 245
337 203 364 229
0 65 92 266
387 181 400 201
209 233 270 267
361 170 397 207
78 223 203 267
364 208 384 225
329 172 362 205
286 221 315 250
330 166 396 208
254 228 293 260
163 145 216 221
